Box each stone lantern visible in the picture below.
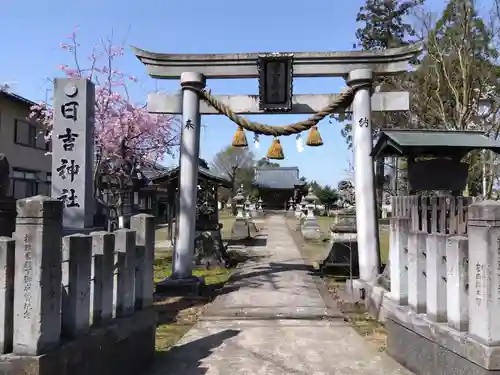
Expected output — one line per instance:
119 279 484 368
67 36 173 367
300 196 307 216
301 187 320 240
304 187 317 219
295 198 302 218
257 197 263 211
230 185 251 240
244 196 251 219
233 186 245 218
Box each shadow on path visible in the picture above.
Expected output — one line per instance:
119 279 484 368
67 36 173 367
206 261 319 297
151 330 240 375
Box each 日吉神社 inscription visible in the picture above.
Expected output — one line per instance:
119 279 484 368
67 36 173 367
51 78 95 229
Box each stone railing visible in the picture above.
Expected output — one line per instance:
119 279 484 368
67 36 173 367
387 195 500 374
0 196 156 375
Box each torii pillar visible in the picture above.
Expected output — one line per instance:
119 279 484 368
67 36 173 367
132 43 422 284
347 68 379 280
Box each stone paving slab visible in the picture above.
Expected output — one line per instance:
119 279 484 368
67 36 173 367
149 215 412 375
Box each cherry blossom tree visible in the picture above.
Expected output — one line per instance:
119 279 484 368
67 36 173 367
30 29 179 230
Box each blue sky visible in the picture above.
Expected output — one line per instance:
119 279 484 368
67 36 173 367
1 0 448 186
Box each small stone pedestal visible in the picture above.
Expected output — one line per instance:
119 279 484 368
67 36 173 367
155 276 205 295
320 209 359 278
193 228 230 267
0 197 15 237
231 218 251 240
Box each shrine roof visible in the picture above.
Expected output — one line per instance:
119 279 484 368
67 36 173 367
150 165 232 188
371 129 500 158
254 167 305 190
140 160 171 180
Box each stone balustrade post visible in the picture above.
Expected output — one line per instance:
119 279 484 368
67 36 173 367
91 231 115 324
13 196 63 355
467 201 500 344
389 197 410 305
131 214 155 309
114 229 136 317
407 231 427 313
0 237 14 354
426 233 447 322
446 235 469 331
61 234 92 338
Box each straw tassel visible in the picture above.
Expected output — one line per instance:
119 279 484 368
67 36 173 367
266 137 285 160
232 126 248 147
306 125 323 147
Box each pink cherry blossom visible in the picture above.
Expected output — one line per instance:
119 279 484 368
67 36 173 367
30 29 179 168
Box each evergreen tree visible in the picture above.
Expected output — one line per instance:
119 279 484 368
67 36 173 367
343 0 424 209
355 0 424 50
341 0 424 148
416 0 500 196
418 0 498 130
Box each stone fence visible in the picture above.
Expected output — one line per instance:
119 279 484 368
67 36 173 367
0 196 156 375
386 195 500 374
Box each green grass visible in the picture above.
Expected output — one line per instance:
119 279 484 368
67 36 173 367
153 249 232 353
286 216 390 265
154 211 236 243
154 251 232 285
324 278 387 352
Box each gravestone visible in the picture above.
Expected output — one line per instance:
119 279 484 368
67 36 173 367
51 78 95 229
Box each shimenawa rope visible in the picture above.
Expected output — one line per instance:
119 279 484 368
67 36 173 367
191 84 362 136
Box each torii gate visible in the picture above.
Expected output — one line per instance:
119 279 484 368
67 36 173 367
132 44 422 285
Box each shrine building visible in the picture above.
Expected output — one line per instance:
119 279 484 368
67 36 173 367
253 166 306 210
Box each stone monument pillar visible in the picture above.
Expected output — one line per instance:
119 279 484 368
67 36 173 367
347 68 380 281
301 187 321 240
52 78 95 230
